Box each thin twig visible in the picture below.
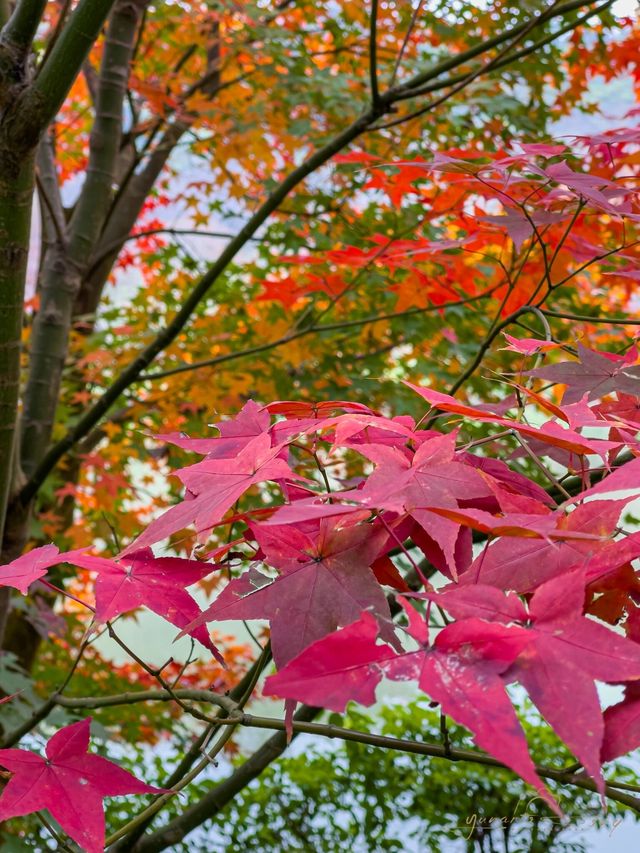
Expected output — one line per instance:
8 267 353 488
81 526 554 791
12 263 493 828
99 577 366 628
369 0 381 107
389 0 424 86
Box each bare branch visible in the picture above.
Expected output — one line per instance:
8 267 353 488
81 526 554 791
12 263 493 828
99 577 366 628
369 0 381 108
129 708 640 852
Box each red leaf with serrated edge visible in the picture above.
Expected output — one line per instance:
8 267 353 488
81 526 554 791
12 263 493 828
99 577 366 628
264 499 367 525
405 383 618 461
525 345 640 404
435 574 640 791
0 718 163 853
512 571 640 791
425 506 605 542
0 545 89 595
597 394 640 427
412 523 472 580
66 549 224 663
518 142 567 156
121 434 297 555
479 477 550 515
602 691 640 762
154 399 270 458
458 499 630 592
463 455 553 505
267 607 557 811
501 333 563 355
341 432 492 577
427 585 529 624
386 615 558 812
263 400 375 418
330 414 416 449
180 517 393 666
263 611 395 710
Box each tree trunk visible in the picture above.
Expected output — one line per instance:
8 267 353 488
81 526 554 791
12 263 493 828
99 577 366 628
0 149 33 643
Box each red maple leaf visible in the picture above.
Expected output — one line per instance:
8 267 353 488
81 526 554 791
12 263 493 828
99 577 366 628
525 345 640 404
181 516 393 666
264 611 396 709
437 571 640 790
457 499 632 592
0 718 162 853
154 399 270 458
341 432 492 577
405 383 618 460
425 505 606 542
265 607 557 811
0 545 89 595
121 433 297 555
67 549 224 663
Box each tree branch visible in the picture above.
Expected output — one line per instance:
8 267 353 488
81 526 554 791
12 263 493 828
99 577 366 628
20 0 147 477
374 0 607 132
541 309 640 325
35 131 66 247
77 120 186 317
378 0 613 131
0 150 35 605
369 0 380 108
129 709 640 852
389 0 424 86
228 713 640 807
0 0 48 53
388 0 607 100
141 287 499 382
67 0 147 262
38 0 74 72
111 642 274 850
128 705 322 852
9 0 119 146
56 688 237 713
18 108 377 504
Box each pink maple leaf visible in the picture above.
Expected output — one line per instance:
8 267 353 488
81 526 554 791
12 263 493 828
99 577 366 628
180 516 393 666
121 434 297 555
68 549 224 663
0 544 89 595
0 718 163 853
525 345 640 404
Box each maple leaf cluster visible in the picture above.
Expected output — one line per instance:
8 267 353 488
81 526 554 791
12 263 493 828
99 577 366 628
76 120 640 564
2 337 640 846
278 129 640 321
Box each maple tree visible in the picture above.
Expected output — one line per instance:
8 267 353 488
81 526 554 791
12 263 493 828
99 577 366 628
0 0 639 850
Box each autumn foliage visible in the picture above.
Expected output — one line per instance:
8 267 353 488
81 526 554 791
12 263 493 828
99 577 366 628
1 1 640 851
